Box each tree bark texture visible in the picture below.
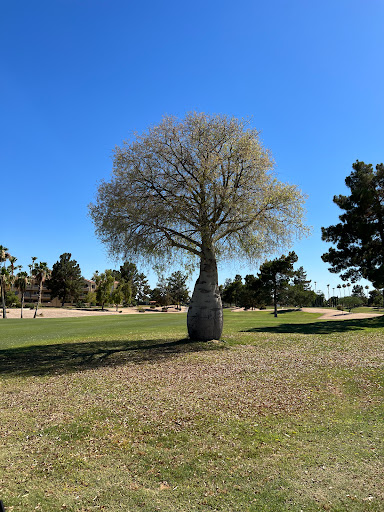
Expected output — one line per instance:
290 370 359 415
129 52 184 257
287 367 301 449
187 248 223 341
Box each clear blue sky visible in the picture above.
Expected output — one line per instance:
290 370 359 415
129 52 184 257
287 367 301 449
1 0 383 295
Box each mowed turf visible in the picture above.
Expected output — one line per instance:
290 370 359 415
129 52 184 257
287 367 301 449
1 310 383 511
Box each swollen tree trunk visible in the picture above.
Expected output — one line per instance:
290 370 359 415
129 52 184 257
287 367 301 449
187 247 223 341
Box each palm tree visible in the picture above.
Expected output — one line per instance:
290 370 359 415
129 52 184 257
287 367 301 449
15 272 29 318
342 283 347 306
0 245 10 318
32 262 50 318
8 256 17 277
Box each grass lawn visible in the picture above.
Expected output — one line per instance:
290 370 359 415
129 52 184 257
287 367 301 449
1 310 383 511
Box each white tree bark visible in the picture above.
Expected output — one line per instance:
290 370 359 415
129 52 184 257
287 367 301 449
187 248 223 341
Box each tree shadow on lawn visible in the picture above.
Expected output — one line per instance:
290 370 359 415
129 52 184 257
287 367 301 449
0 338 226 378
244 315 384 335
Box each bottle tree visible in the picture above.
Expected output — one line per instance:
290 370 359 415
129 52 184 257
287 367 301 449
89 112 308 340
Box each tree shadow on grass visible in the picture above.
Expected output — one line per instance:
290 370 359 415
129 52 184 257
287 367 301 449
0 338 226 378
244 315 384 335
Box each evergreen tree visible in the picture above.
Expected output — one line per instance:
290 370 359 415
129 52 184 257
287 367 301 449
286 266 316 307
222 276 243 306
46 253 84 306
119 262 150 303
352 284 365 300
257 252 298 317
368 289 383 307
166 271 190 309
150 276 172 307
292 266 311 289
322 161 384 288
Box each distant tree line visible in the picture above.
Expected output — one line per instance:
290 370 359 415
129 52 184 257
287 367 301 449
220 252 320 316
2 243 384 320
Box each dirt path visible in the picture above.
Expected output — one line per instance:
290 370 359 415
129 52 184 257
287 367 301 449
301 307 383 321
230 306 383 321
2 306 188 319
3 306 382 321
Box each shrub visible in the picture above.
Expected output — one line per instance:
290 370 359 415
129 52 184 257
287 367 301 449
5 291 21 308
85 292 97 306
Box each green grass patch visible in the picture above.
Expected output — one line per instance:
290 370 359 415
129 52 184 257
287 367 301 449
1 310 383 511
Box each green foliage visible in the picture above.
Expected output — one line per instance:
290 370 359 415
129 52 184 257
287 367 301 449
222 276 244 306
222 262 317 310
89 113 308 266
322 160 384 288
352 284 365 299
285 266 316 307
166 271 190 307
14 271 28 294
115 262 150 304
342 295 364 312
93 270 115 310
5 290 21 307
89 113 308 340
150 272 190 307
111 287 123 310
85 291 96 306
150 276 172 306
45 253 83 306
286 285 316 307
368 289 383 307
257 251 298 316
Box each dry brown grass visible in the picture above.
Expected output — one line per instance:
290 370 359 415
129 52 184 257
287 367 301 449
1 313 383 511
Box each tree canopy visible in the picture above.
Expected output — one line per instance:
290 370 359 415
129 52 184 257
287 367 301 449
150 271 190 308
257 251 298 317
89 112 308 340
46 253 83 306
118 262 150 303
322 160 384 288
